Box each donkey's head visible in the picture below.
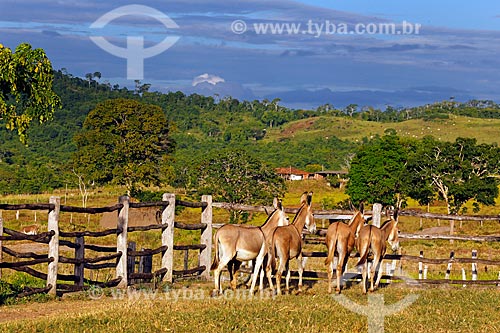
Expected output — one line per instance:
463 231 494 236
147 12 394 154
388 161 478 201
298 191 316 234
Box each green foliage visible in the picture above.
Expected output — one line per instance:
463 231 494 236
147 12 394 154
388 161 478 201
346 133 409 206
0 43 61 143
72 99 174 193
0 272 48 305
407 136 500 214
347 132 500 214
194 149 286 223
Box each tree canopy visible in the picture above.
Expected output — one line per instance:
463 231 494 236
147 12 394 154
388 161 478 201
194 149 286 223
347 132 500 214
0 43 61 143
407 136 500 214
346 131 409 207
72 98 174 193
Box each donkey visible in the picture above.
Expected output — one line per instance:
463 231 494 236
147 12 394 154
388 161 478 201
210 198 289 296
267 192 316 295
325 208 366 294
356 210 400 294
21 224 40 235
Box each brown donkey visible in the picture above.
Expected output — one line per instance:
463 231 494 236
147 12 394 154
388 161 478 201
325 209 366 294
356 211 400 294
267 192 316 295
211 198 289 296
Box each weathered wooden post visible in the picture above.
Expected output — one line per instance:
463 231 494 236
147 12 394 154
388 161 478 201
74 235 85 288
162 193 175 283
418 251 424 280
450 220 455 244
471 250 478 281
47 196 60 296
127 241 136 285
200 195 213 280
445 251 454 280
372 203 382 228
116 196 129 288
0 215 3 279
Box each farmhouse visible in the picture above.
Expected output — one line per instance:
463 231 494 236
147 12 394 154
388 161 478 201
275 167 311 180
276 167 348 185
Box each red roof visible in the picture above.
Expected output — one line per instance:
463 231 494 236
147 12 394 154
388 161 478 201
275 167 310 175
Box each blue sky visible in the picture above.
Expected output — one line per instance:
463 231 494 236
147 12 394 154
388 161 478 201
1 0 500 108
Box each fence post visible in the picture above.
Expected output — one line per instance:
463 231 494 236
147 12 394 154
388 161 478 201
418 251 423 280
74 236 85 288
116 196 129 288
372 203 382 228
200 195 213 280
471 250 478 281
47 196 60 296
127 241 136 285
445 251 454 280
162 193 175 283
0 215 3 279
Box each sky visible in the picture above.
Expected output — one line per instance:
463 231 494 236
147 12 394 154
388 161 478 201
1 0 500 108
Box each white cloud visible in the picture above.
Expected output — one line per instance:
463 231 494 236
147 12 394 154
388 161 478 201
192 73 225 86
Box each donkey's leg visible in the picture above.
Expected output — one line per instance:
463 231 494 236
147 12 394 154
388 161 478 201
369 256 379 292
361 262 368 295
297 255 304 293
327 258 334 294
336 252 346 294
227 260 236 290
249 247 265 294
285 260 292 293
374 257 384 289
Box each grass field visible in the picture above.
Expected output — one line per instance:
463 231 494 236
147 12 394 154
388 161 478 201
0 282 499 332
266 115 500 145
1 180 500 332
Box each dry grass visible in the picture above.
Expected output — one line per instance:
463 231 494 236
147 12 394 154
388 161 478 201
0 283 499 332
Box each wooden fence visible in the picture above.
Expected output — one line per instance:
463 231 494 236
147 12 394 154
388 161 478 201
0 194 212 296
1 197 500 298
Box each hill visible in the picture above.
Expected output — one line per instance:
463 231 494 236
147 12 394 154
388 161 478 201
2 70 500 194
266 115 500 145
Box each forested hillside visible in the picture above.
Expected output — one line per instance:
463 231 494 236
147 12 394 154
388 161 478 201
1 70 500 194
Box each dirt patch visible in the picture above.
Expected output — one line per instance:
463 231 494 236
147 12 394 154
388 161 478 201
100 207 160 229
416 226 451 234
0 298 112 324
281 119 316 136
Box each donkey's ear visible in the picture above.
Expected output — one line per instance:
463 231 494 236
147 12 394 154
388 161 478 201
277 199 283 211
273 197 279 209
358 202 364 213
393 209 399 222
300 192 308 204
307 191 313 206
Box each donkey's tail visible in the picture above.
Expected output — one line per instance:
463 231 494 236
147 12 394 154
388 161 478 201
210 232 219 270
325 224 339 266
356 226 372 266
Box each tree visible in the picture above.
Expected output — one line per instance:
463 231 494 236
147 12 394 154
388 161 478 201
407 137 500 214
72 98 174 193
346 132 410 207
0 43 61 143
195 149 286 223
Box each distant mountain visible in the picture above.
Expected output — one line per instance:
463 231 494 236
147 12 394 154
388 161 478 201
264 87 475 109
182 74 256 101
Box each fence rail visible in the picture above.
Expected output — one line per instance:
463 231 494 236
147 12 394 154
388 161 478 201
0 194 213 297
2 197 500 299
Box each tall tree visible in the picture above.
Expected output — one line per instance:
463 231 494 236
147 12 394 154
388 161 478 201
72 98 174 193
407 137 500 214
346 131 410 207
0 43 61 143
195 149 286 223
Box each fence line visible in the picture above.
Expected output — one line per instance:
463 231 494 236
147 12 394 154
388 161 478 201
0 194 213 297
2 197 500 298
